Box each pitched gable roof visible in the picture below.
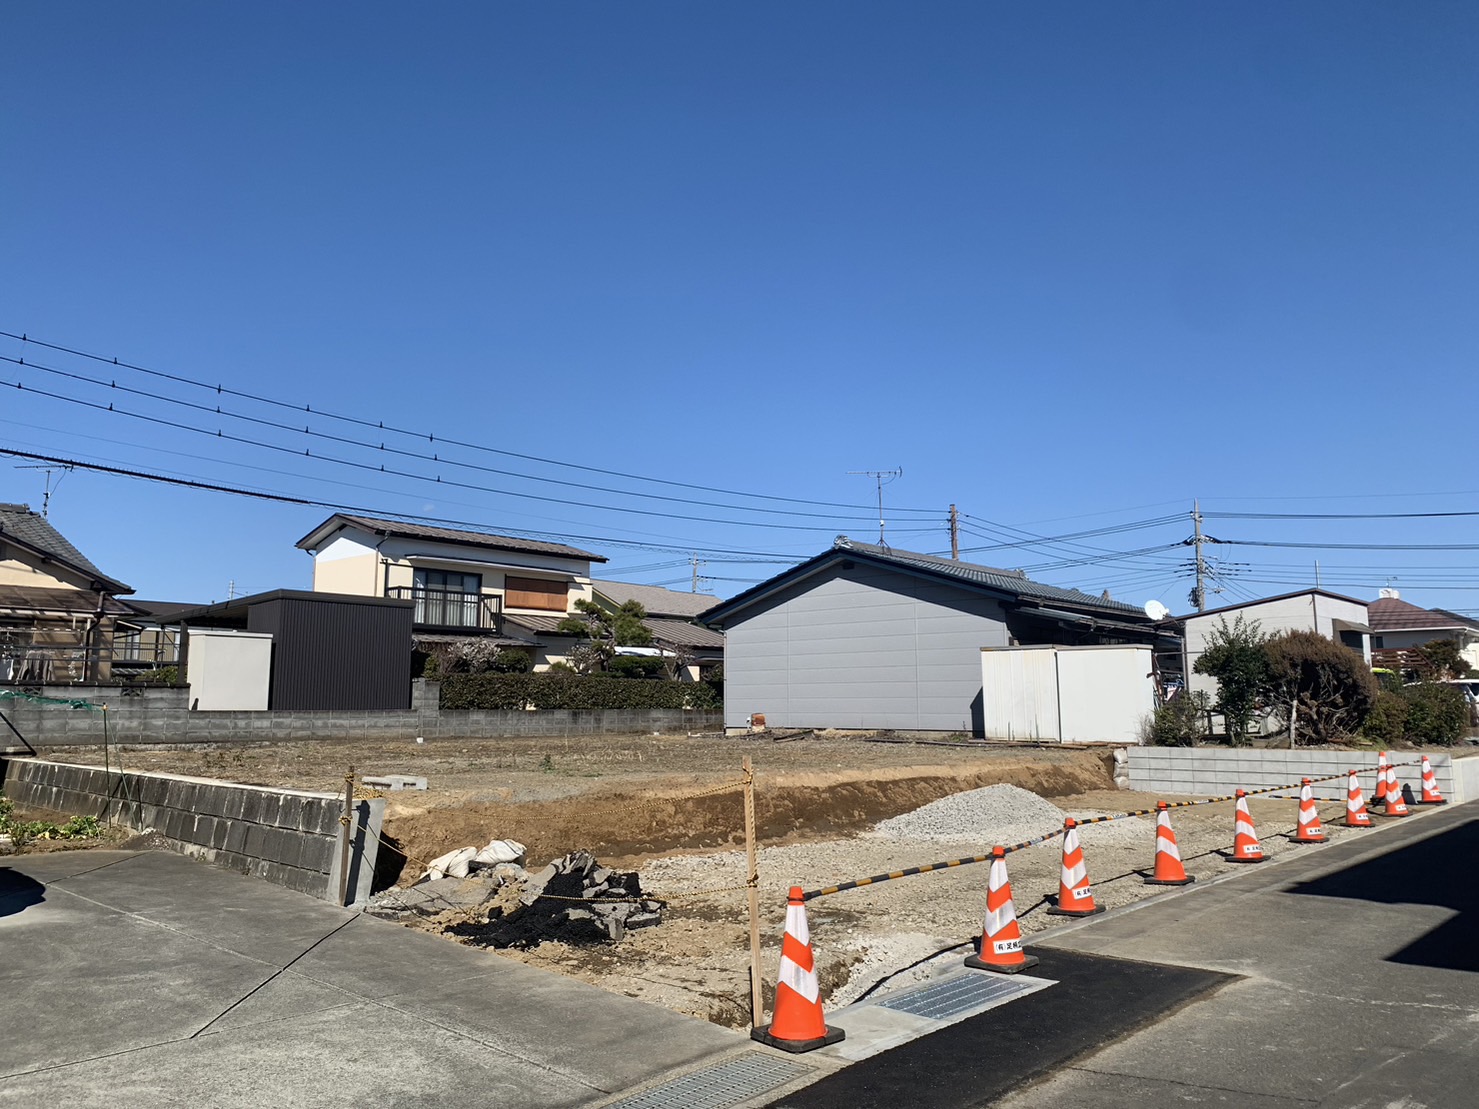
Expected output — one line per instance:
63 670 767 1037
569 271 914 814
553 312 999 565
1369 597 1479 633
0 503 132 594
1176 588 1367 623
700 536 1148 627
296 513 607 563
592 579 719 619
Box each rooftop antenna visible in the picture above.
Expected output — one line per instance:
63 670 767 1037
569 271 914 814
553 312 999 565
847 467 902 547
15 462 73 516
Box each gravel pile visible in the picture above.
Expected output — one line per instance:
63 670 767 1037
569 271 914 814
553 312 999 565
868 783 1070 845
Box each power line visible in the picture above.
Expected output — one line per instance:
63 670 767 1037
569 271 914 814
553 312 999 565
0 352 907 526
0 371 884 534
0 446 811 563
1 329 940 516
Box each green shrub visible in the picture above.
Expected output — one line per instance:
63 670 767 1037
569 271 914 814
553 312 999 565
1193 615 1269 744
1400 682 1467 746
131 666 179 685
1142 691 1210 746
1361 690 1408 744
488 649 534 674
439 672 719 711
1262 630 1379 744
607 655 667 680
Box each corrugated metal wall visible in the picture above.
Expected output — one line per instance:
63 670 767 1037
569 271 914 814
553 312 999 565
980 647 1059 740
248 597 413 710
722 563 1009 732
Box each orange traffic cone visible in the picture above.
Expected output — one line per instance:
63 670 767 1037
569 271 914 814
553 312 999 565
1291 778 1326 844
1344 770 1373 828
1047 818 1105 916
1146 802 1195 885
1229 790 1264 863
750 887 844 1053
1372 752 1390 805
965 846 1039 974
1381 762 1411 817
1417 756 1447 805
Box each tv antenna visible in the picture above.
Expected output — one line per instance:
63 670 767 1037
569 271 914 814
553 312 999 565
15 462 73 517
847 467 903 547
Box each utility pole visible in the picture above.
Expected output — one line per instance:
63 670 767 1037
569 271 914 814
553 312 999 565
1190 500 1207 612
690 554 704 593
949 504 959 560
227 580 237 601
847 468 902 547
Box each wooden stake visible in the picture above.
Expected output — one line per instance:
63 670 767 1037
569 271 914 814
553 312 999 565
338 766 356 906
743 756 763 1029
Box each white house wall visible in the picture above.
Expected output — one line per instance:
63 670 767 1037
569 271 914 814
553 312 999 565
722 564 1009 732
1183 593 1371 703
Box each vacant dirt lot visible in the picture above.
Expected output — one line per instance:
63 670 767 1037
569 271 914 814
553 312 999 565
47 734 1403 1028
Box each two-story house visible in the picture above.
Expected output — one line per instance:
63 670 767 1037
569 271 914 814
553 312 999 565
295 513 607 668
0 502 135 683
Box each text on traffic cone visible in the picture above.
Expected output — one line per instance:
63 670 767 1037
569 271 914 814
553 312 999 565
965 846 1039 974
1230 790 1264 863
1292 778 1326 843
1048 818 1105 915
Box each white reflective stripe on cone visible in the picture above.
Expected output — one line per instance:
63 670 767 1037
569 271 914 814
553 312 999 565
777 955 819 1003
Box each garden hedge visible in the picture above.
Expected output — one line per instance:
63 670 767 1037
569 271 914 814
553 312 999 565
439 672 719 711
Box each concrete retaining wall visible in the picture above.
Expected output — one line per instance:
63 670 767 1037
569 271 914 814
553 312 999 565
0 681 722 749
0 757 383 903
1126 747 1477 803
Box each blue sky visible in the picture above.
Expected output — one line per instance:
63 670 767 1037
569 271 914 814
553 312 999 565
3 2 1477 615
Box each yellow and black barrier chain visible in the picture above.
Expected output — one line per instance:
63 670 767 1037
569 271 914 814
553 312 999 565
801 763 1421 902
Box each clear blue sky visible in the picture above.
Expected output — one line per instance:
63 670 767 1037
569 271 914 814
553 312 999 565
4 2 1477 615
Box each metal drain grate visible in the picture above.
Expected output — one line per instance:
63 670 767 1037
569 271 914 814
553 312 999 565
877 973 1046 1021
603 1053 814 1109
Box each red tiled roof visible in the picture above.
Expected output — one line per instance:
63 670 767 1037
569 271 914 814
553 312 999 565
1368 597 1473 633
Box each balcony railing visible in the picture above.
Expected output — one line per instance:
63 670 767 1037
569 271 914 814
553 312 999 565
388 587 503 633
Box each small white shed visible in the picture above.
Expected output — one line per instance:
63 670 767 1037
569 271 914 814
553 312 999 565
186 628 272 711
980 644 1155 744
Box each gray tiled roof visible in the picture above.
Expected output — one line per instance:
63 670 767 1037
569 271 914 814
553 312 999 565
298 513 607 563
832 538 1146 616
0 503 132 594
593 580 719 619
644 617 725 651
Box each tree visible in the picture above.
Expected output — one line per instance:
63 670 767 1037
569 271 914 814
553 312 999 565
556 599 652 671
1261 630 1378 744
1192 614 1268 745
1415 638 1473 681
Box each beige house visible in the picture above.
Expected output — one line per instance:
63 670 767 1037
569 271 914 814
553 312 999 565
0 503 134 683
296 514 607 669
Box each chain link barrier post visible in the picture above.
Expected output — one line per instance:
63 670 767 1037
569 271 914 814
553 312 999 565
338 765 355 906
743 756 762 1030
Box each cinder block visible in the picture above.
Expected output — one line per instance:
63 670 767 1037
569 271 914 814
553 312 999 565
274 833 305 869
300 836 336 874
224 821 248 854
220 789 246 822
315 803 344 837
191 815 218 847
195 786 226 818
238 792 264 825
243 824 267 857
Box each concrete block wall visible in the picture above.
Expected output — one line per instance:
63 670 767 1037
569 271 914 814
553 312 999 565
0 682 722 748
1127 747 1474 803
0 757 383 903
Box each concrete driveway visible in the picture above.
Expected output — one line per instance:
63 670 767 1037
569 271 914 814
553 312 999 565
1 849 739 1107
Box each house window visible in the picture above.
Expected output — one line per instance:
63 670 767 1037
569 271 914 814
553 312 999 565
506 576 568 612
1372 636 1384 649
412 569 483 626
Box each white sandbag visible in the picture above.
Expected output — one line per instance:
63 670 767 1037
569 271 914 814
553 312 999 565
472 839 527 867
422 846 478 882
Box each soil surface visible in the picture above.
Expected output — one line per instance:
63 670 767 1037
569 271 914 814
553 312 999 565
45 734 1401 1029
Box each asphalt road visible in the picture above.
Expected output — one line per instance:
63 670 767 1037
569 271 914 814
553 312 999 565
771 801 1479 1109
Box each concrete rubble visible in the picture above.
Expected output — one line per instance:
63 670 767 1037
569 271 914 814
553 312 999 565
447 849 664 949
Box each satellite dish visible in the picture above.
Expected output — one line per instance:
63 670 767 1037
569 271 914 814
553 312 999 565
1144 600 1171 621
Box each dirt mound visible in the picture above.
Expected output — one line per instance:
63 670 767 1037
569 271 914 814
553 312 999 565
383 756 1113 878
